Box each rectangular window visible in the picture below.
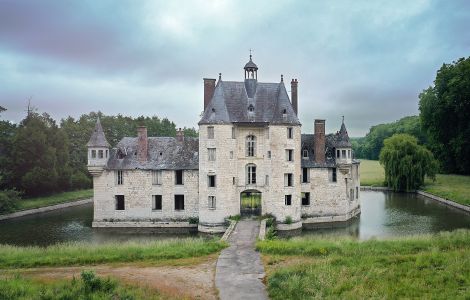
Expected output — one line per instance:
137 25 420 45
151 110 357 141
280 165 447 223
247 165 256 184
350 188 354 201
91 150 96 158
230 151 233 159
208 196 216 209
287 127 293 139
208 148 216 161
232 127 235 139
208 175 216 187
152 195 162 210
301 192 310 206
348 150 351 159
175 170 184 185
207 126 214 139
265 175 269 186
336 149 340 158
152 170 162 185
106 150 108 158
233 177 236 185
284 173 293 187
285 195 292 206
332 168 337 182
174 195 185 210
266 127 270 139
286 149 294 162
302 168 309 183
342 150 346 158
98 150 103 158
267 150 271 159
302 149 308 159
356 186 359 199
115 195 125 210
116 170 123 185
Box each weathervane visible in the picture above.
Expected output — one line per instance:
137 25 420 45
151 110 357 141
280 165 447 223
249 48 253 59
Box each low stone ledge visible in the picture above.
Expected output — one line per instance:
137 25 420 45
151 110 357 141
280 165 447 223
360 186 394 191
258 219 267 240
92 221 197 228
221 220 237 241
302 207 361 224
198 222 227 233
276 221 302 231
417 190 470 213
0 198 93 221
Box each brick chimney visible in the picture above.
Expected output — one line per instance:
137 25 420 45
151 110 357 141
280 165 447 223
291 79 298 115
176 128 184 142
314 119 325 164
203 78 216 111
137 126 148 162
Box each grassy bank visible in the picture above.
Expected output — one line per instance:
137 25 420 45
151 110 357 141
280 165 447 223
359 159 470 205
16 189 93 212
257 230 470 299
0 238 226 269
0 270 167 300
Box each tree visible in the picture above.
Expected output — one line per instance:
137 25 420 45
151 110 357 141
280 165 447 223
419 56 470 174
379 134 437 191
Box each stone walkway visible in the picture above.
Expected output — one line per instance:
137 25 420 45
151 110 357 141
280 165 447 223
215 219 268 300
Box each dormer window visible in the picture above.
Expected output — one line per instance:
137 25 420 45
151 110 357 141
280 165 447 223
302 149 309 159
248 105 254 113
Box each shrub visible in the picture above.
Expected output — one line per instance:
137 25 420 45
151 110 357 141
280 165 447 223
0 190 21 214
188 217 199 224
284 216 292 224
70 171 92 190
228 214 241 221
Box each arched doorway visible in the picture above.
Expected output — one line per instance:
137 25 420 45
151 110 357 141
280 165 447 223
240 190 261 216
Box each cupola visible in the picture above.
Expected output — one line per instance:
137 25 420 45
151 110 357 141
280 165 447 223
87 118 110 175
244 54 258 80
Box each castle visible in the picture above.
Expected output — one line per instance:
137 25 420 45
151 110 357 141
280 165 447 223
87 56 361 232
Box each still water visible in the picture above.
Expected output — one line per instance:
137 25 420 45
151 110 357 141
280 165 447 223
302 191 470 239
0 191 469 246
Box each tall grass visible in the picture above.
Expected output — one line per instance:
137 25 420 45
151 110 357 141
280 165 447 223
0 238 226 268
359 159 385 186
17 189 93 211
257 230 470 299
423 174 470 206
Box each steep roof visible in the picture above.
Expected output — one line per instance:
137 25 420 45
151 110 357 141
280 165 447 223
106 137 198 170
335 121 352 147
87 118 110 148
198 80 301 125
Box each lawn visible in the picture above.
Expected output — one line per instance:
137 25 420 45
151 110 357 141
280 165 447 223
0 238 226 269
257 230 470 299
359 159 470 206
16 189 93 212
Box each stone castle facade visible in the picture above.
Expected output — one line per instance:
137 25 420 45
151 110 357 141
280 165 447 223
87 56 360 232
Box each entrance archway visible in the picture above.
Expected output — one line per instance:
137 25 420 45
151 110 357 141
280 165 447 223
240 190 261 216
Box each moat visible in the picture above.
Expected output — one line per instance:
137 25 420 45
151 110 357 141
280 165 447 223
0 191 469 246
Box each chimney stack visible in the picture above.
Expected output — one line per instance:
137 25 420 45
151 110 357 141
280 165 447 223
291 79 298 115
314 119 325 164
176 128 184 142
203 78 216 111
137 126 148 162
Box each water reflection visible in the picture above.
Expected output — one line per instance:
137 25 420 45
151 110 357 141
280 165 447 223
301 191 470 240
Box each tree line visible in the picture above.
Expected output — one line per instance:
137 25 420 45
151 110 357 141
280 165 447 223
0 108 197 198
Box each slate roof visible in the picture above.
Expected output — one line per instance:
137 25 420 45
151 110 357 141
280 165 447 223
87 118 110 148
244 56 258 70
198 80 301 125
106 137 199 170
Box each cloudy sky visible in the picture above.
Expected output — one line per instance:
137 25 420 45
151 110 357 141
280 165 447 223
1 0 469 136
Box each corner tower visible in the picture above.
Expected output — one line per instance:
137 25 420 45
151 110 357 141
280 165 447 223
87 118 110 176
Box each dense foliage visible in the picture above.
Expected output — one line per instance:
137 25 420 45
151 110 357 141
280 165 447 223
352 116 426 160
379 134 437 191
419 56 470 175
0 108 197 198
0 190 21 214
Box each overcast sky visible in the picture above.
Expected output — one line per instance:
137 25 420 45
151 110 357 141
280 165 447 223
1 0 469 136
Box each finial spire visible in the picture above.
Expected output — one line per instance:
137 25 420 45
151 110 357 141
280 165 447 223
342 115 344 124
219 73 222 80
281 74 283 82
249 48 253 60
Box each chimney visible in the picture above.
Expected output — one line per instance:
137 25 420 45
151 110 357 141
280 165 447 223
203 78 216 111
291 79 298 115
314 119 325 164
176 128 184 142
137 126 148 162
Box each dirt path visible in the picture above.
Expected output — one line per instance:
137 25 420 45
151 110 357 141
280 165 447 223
9 257 218 300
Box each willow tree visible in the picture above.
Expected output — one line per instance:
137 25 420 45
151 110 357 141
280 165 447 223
379 134 437 191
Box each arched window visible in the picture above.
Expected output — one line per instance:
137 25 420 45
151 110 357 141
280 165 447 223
246 164 256 184
246 135 256 157
248 104 254 112
302 148 309 159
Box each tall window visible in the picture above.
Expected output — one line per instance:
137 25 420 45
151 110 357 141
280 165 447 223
207 126 214 139
208 175 216 187
91 150 96 158
267 150 271 159
98 150 103 158
265 175 269 186
302 168 309 183
232 127 235 139
175 170 184 185
287 127 293 139
350 188 354 201
152 195 162 210
348 150 351 158
331 168 337 182
286 149 294 162
230 151 233 159
208 148 216 161
116 170 123 185
152 170 162 185
356 186 359 199
285 195 292 206
246 135 256 157
115 195 125 210
174 195 185 210
284 173 293 187
246 164 256 184
302 149 309 159
336 149 340 158
342 150 346 158
301 192 310 206
208 196 216 209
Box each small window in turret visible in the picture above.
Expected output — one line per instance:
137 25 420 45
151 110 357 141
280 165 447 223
342 150 346 158
91 150 96 158
348 150 351 159
98 150 103 158
106 150 108 158
248 104 254 112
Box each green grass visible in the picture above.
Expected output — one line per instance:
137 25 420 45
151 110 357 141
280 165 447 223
0 238 226 269
422 174 470 206
16 189 93 212
257 230 470 299
359 159 385 186
0 270 168 300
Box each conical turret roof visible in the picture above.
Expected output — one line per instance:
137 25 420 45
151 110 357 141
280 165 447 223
87 118 110 147
335 117 352 147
